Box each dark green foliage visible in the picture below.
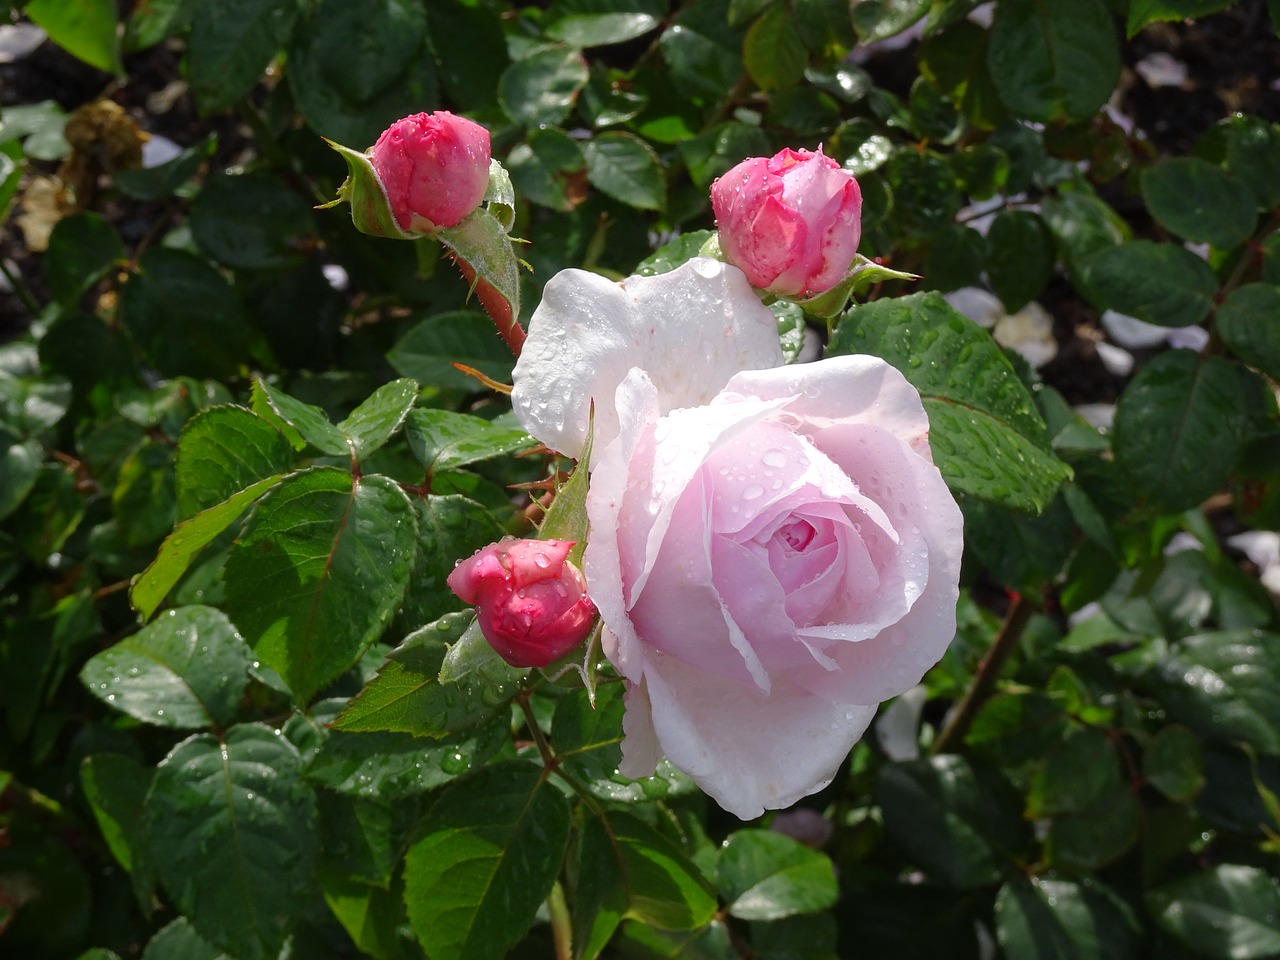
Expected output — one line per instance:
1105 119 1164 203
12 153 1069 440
3 1 1279 958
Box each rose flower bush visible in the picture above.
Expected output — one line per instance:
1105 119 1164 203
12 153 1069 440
511 258 963 818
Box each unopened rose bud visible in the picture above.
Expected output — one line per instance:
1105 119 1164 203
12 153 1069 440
447 539 597 668
711 147 862 298
370 111 491 232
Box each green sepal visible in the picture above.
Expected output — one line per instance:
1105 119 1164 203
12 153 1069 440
539 418 593 568
321 139 414 240
436 206 524 325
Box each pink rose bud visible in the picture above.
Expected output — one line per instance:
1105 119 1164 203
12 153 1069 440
369 111 491 232
711 147 862 298
447 539 597 668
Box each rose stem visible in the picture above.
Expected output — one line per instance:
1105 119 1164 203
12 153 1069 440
547 881 573 960
930 593 1035 755
453 256 526 357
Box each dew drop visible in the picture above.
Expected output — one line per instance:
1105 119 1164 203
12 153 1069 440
742 484 764 501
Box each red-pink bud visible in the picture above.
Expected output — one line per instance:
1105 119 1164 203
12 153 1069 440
369 111 491 232
711 147 862 298
447 539 597 668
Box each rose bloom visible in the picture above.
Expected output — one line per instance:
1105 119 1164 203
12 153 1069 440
711 148 862 298
511 258 962 819
447 539 596 668
370 111 491 232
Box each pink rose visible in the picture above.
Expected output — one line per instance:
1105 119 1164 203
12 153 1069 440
447 539 596 668
711 148 862 298
583 357 962 819
370 111 491 232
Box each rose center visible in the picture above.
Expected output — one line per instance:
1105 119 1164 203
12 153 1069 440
778 519 816 552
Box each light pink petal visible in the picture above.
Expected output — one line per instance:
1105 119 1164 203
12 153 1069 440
722 355 932 457
615 674 664 778
511 258 782 458
802 424 962 704
638 660 877 820
585 369 661 683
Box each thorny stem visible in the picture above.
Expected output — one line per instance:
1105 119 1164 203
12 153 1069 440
930 593 1036 755
454 256 526 357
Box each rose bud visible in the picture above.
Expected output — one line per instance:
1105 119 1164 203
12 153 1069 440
369 111 491 232
711 147 862 298
447 539 597 668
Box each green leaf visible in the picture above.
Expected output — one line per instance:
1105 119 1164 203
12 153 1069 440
499 46 589 128
1217 283 1280 382
0 100 70 161
506 127 587 212
1141 158 1256 250
404 409 533 474
744 5 807 90
986 0 1119 122
584 132 665 211
1112 353 1260 512
141 918 232 960
388 311 517 392
80 605 252 729
121 248 254 379
436 206 524 322
678 121 771 189
124 0 198 52
636 230 716 277
996 877 1139 960
403 762 572 960
250 379 349 457
131 475 285 620
175 405 294 521
1079 240 1218 328
1045 788 1140 871
305 723 507 801
144 724 318 960
1127 0 1237 36
320 873 405 960
221 468 418 703
287 0 438 146
851 0 931 42
1223 115 1280 210
338 378 419 461
924 224 988 293
25 0 122 73
80 753 153 876
658 7 744 103
545 0 664 46
1041 186 1130 268
1148 865 1280 960
1026 729 1122 818
190 172 317 269
985 210 1055 312
0 433 40 522
332 612 525 737
830 292 1071 512
187 0 299 112
116 133 216 200
44 212 123 305
876 755 1021 889
717 830 838 921
303 0 426 102
573 811 717 958
1147 630 1280 755
1144 725 1206 802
